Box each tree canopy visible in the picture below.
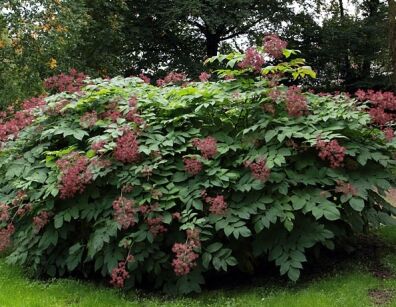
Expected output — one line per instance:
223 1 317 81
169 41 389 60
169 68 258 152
0 0 394 107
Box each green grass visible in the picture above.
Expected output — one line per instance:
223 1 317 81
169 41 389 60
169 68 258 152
1 227 396 307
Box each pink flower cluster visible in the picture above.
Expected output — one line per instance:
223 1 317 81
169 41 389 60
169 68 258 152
0 224 15 253
316 138 346 168
113 196 136 229
90 158 112 170
56 152 92 199
114 129 140 163
356 89 396 110
46 99 70 116
383 128 394 142
286 86 308 117
44 69 87 93
263 34 288 59
142 166 153 179
157 72 187 86
0 100 43 143
266 73 283 87
139 73 151 84
268 89 281 102
335 181 357 196
183 157 203 175
101 102 121 122
0 106 36 142
186 228 201 249
16 203 33 217
129 96 138 107
110 260 129 288
12 190 28 207
146 217 167 237
124 96 144 125
238 48 265 72
199 72 211 82
204 194 228 215
355 89 396 126
21 96 47 111
192 136 218 159
125 110 144 125
262 103 276 115
139 203 159 215
121 184 134 193
80 111 98 128
33 211 51 232
171 229 200 276
369 108 392 126
171 243 199 276
172 212 181 221
91 140 107 152
245 158 271 182
151 189 163 200
0 203 10 222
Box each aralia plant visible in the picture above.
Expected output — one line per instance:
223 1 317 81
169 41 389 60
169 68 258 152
0 35 395 295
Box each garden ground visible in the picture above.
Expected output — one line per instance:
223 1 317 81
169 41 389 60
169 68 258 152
0 226 396 307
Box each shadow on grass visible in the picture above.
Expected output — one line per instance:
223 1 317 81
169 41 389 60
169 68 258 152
0 226 396 307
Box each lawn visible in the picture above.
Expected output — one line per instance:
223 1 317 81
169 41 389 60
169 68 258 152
0 227 395 307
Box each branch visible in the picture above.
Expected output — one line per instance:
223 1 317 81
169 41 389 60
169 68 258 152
187 20 207 33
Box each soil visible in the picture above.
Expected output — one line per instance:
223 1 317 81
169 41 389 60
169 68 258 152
368 288 394 305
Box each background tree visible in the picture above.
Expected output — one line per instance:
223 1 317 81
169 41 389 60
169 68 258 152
77 0 293 77
0 0 88 106
0 0 395 108
285 0 390 92
389 0 396 89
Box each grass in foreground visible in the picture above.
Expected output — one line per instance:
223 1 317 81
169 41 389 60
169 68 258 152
1 227 396 307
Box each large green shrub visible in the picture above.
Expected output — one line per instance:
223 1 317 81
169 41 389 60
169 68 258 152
0 38 395 294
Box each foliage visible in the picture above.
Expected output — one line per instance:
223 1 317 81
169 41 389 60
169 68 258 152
0 39 396 295
1 0 395 109
0 0 89 107
284 0 392 91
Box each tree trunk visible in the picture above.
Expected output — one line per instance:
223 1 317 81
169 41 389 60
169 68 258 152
361 0 381 83
338 0 352 85
206 33 220 58
389 0 396 90
339 0 344 17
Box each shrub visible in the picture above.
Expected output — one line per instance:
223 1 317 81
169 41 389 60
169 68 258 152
0 37 396 294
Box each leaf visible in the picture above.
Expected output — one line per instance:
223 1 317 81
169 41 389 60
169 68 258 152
69 243 83 254
5 162 25 179
265 130 278 142
322 204 340 221
349 198 365 212
173 172 188 183
38 227 58 249
206 242 223 253
287 267 300 281
226 256 238 266
283 49 292 58
357 150 370 165
87 221 119 258
202 252 212 269
54 215 64 229
26 168 47 183
238 226 252 238
290 195 306 210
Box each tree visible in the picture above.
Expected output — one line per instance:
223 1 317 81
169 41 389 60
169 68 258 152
389 0 396 89
1 0 394 107
285 0 390 92
0 0 89 106
77 0 293 77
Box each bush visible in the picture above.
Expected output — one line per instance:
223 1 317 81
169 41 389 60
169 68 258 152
0 36 396 294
